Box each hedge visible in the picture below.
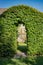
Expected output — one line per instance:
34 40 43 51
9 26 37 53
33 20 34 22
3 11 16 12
0 5 43 56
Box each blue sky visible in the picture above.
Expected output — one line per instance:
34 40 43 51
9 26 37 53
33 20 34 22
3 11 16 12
0 0 43 12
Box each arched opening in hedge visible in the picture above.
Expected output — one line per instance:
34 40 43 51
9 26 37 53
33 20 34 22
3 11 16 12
17 23 27 53
14 20 27 54
17 24 26 43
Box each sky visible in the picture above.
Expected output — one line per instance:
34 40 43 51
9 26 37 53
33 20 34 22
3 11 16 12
0 0 43 12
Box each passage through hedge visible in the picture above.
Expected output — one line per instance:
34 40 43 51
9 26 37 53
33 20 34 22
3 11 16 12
0 5 43 57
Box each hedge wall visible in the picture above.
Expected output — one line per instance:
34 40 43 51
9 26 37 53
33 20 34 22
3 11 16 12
0 5 43 56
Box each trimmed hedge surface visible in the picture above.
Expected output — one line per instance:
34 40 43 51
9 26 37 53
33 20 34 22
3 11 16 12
0 5 43 56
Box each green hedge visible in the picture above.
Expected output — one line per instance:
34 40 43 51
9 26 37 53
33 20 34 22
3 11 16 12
0 5 43 56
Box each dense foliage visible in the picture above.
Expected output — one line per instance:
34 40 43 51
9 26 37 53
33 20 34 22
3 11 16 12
0 56 43 65
0 5 43 56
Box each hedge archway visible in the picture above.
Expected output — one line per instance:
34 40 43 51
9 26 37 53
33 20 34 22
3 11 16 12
0 5 43 57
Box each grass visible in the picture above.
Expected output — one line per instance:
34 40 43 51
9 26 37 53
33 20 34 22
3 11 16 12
17 42 27 53
0 43 43 65
0 42 43 65
0 57 27 65
26 56 43 65
0 56 43 65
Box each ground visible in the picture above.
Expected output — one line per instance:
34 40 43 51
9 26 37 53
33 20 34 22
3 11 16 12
0 56 43 65
0 43 43 65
